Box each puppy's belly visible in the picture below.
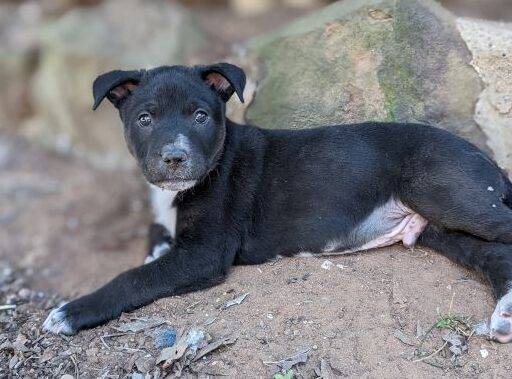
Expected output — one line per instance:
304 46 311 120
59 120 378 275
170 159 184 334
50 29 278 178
313 198 428 256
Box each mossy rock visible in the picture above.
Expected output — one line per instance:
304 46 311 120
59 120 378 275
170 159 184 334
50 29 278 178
244 0 486 150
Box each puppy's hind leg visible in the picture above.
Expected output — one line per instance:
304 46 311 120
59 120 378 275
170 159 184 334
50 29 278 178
402 157 512 243
418 224 512 343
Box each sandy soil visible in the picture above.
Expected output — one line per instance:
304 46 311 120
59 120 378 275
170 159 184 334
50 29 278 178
1 134 512 378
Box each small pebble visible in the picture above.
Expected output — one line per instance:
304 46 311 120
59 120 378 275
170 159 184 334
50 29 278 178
9 356 19 370
480 348 489 358
321 260 334 270
18 288 31 300
487 186 494 192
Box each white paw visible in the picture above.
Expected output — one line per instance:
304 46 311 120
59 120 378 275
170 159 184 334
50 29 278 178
42 304 74 335
490 291 512 343
144 242 171 264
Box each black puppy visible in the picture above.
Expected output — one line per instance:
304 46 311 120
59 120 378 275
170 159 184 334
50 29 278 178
43 63 512 343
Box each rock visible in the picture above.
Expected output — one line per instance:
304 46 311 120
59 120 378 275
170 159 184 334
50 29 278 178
283 0 322 9
0 2 42 129
457 18 512 174
9 355 19 370
238 0 487 152
13 334 28 353
18 288 31 300
229 0 275 17
135 355 155 374
21 0 204 169
321 260 334 270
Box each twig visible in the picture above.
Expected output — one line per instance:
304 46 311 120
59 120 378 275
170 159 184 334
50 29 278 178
422 359 446 369
466 328 476 342
416 321 438 354
186 300 202 313
413 341 448 363
99 332 130 349
112 319 166 333
263 349 310 366
19 355 39 368
0 304 16 311
58 334 70 342
31 335 46 346
99 336 110 350
102 332 130 339
116 346 147 353
70 354 79 379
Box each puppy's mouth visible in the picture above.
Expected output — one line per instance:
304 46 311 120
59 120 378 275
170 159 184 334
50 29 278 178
153 179 198 192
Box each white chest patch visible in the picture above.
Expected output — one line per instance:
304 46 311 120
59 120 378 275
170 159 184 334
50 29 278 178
150 184 178 238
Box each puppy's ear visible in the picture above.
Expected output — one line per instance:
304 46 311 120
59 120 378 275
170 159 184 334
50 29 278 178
92 70 144 110
200 63 246 103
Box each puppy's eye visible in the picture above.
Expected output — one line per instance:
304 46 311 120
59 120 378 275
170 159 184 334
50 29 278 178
138 113 152 127
194 110 208 124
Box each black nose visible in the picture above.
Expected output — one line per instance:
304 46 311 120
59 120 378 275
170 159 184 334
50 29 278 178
161 146 188 168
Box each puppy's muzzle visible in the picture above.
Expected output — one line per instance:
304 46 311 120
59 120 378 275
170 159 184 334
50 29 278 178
161 144 189 171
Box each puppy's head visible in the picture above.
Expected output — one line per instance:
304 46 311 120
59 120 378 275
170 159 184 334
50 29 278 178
92 63 245 191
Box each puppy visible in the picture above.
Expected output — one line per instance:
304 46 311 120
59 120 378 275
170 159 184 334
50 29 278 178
43 63 512 343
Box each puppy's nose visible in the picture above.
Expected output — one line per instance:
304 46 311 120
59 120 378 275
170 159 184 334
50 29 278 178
161 146 188 168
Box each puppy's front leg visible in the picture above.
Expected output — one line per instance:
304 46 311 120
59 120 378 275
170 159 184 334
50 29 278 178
43 244 234 335
145 223 173 264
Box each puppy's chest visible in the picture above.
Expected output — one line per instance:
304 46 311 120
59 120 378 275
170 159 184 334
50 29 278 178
150 185 178 238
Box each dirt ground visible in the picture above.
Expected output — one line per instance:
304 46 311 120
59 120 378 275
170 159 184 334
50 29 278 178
2 134 512 378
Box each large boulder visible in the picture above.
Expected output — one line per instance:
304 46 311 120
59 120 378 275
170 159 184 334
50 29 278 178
457 18 512 174
0 2 42 129
20 0 204 169
235 0 489 153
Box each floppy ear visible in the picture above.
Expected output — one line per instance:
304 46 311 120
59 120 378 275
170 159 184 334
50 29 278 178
92 69 144 110
200 63 246 103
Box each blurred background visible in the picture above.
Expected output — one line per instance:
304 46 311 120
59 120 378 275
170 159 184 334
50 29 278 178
0 0 511 299
1 1 512 376
1 0 511 169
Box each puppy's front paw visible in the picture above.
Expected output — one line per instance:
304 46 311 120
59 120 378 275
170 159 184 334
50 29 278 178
490 292 512 343
145 242 171 264
42 304 76 335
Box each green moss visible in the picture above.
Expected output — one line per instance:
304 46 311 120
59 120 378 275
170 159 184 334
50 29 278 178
376 0 427 121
